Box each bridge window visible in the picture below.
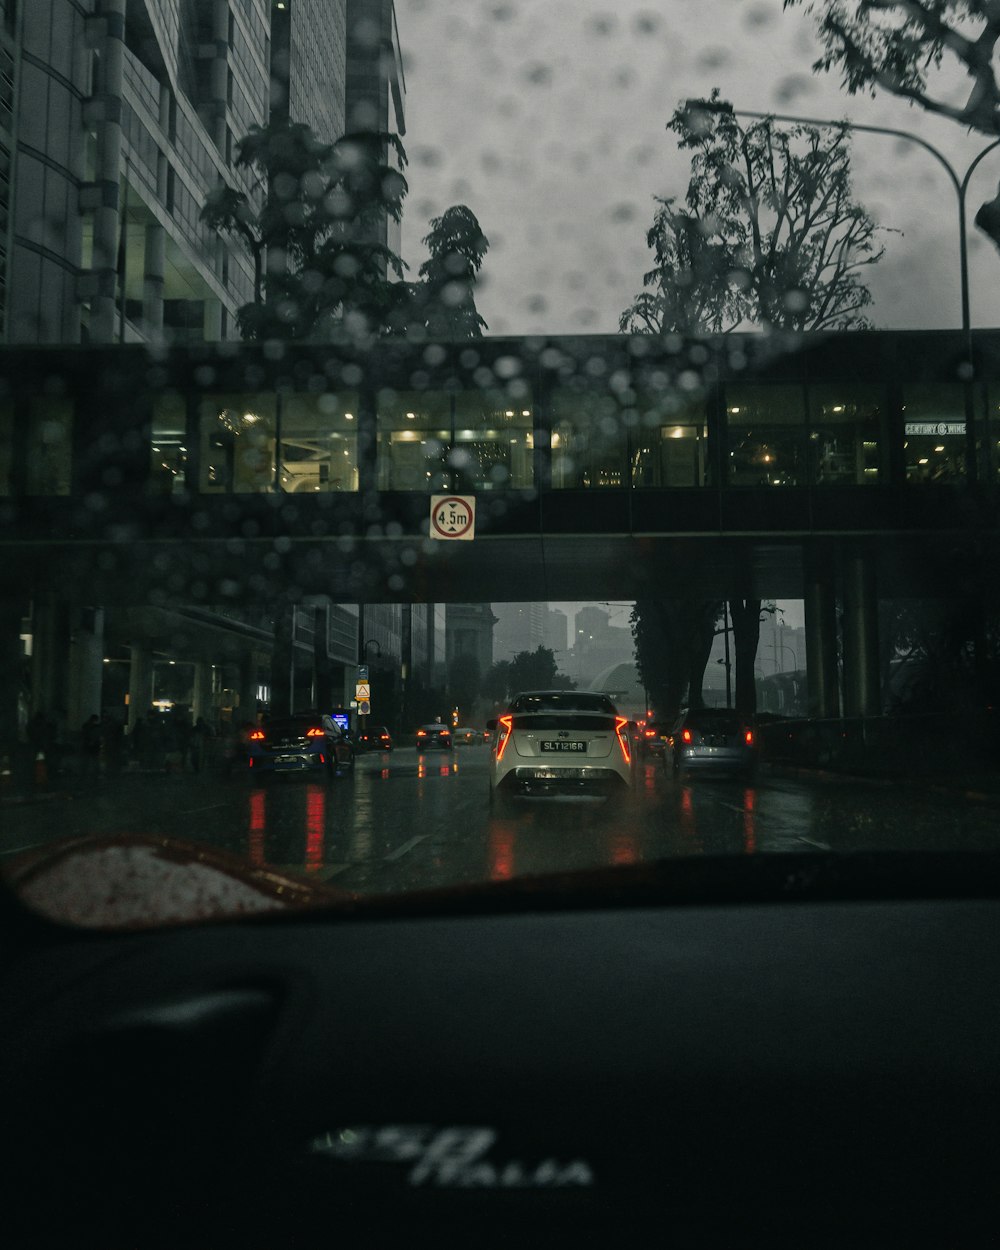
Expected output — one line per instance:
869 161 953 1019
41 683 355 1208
25 398 73 495
148 394 188 494
551 386 627 488
0 400 11 495
278 393 359 493
725 385 806 486
199 393 277 492
807 385 882 485
630 390 709 488
902 384 967 483
376 389 533 491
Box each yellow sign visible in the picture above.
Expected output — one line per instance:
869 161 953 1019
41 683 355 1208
355 682 371 701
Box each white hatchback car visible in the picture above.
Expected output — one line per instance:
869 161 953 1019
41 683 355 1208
489 690 634 806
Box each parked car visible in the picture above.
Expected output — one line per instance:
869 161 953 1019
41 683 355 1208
356 725 394 752
489 689 634 807
247 713 354 782
668 708 758 779
416 723 452 751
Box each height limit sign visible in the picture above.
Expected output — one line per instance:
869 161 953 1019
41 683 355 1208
429 494 476 541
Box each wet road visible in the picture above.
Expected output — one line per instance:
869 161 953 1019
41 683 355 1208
4 746 1000 893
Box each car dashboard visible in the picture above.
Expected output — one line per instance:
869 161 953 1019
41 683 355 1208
2 851 998 1248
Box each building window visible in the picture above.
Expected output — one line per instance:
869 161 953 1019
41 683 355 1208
902 384 967 483
199 393 277 492
551 386 626 488
148 394 188 495
377 389 533 491
26 399 73 496
806 384 882 485
725 385 806 487
631 389 709 487
278 392 359 493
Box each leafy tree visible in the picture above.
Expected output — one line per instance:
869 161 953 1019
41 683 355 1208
201 118 408 343
784 2 1000 246
631 600 722 720
785 1 1000 136
484 648 575 704
392 205 489 338
622 92 887 333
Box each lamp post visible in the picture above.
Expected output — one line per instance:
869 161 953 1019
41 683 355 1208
685 101 1000 481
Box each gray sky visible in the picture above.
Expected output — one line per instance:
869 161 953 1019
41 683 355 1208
396 0 1000 335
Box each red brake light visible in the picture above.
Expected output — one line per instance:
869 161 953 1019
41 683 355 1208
615 716 631 765
644 729 656 738
745 729 754 745
682 729 692 743
417 730 426 737
306 727 324 738
249 729 265 741
495 714 514 762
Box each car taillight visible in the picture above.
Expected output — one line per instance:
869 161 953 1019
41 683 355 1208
745 729 754 745
495 714 513 762
615 716 631 764
644 729 656 738
417 730 426 737
306 727 324 738
682 729 692 743
249 729 265 741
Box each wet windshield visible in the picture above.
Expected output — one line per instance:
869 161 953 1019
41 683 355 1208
3 0 1000 923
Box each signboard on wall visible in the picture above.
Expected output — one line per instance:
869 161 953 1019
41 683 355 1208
429 495 476 541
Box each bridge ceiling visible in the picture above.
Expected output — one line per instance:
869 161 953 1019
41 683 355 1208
3 533 990 608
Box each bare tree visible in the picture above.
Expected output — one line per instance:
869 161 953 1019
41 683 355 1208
622 92 887 333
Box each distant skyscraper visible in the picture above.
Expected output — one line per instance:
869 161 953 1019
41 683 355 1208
492 602 544 662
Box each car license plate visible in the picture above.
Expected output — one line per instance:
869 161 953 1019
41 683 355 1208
541 741 586 752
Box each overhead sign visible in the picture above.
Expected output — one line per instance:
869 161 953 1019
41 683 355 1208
430 494 476 541
905 422 965 436
355 682 371 702
357 665 369 682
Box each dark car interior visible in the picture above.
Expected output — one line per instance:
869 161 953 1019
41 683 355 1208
2 847 998 1248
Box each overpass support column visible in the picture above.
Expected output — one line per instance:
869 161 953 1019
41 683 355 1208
843 555 881 718
31 594 71 717
68 607 104 728
237 655 260 727
804 556 839 719
128 643 153 730
0 585 28 761
191 660 212 725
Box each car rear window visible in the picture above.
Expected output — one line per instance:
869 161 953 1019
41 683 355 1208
510 693 618 714
512 713 617 732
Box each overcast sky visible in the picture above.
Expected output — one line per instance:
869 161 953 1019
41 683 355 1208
395 0 1000 336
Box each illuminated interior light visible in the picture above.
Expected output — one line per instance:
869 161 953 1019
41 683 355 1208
729 407 740 414
406 411 416 419
934 445 945 452
521 410 530 416
344 413 354 420
832 405 844 412
918 458 929 465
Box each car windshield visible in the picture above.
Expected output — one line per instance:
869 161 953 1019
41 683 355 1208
4 0 1000 927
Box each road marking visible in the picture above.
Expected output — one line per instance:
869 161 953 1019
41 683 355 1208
384 834 429 862
796 835 831 850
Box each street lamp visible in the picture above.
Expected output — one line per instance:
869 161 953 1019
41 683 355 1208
684 100 1000 480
